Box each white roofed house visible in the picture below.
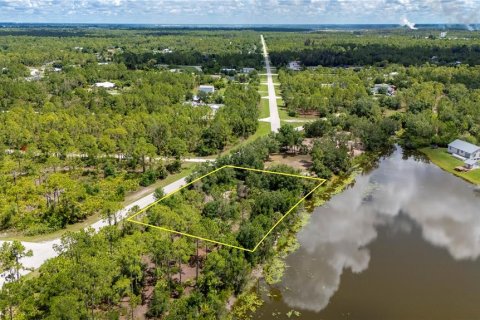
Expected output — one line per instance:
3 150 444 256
198 85 215 93
287 61 301 71
448 139 480 169
95 81 116 89
221 68 236 73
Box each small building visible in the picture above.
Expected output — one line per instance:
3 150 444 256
208 104 224 113
221 68 236 75
95 81 116 89
199 85 215 93
287 61 301 71
152 49 172 54
464 159 480 170
448 139 480 160
371 83 396 96
242 67 255 73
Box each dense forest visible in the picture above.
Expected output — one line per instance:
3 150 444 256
266 30 480 67
137 165 318 251
0 135 317 319
0 29 263 73
0 29 261 234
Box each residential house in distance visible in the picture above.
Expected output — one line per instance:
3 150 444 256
221 68 236 75
287 61 301 71
199 85 215 93
95 81 116 89
152 49 173 54
371 83 396 96
242 67 255 73
448 139 480 169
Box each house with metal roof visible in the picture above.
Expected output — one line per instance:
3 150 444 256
198 85 215 93
448 139 480 160
448 139 480 169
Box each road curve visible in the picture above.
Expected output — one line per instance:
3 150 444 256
0 177 188 286
260 35 281 133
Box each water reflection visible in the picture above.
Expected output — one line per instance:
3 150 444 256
281 146 480 313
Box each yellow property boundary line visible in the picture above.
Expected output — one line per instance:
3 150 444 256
127 165 326 252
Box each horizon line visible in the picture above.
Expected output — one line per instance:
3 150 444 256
0 22 478 26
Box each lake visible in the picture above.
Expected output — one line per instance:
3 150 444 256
255 146 480 319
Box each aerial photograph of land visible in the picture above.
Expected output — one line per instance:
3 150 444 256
1 0 480 319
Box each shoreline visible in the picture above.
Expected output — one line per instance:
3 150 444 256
229 170 359 318
420 147 480 186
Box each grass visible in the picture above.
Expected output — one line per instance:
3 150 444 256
278 107 317 121
259 99 270 118
420 147 480 185
280 121 309 128
0 163 197 242
225 122 271 155
383 108 406 117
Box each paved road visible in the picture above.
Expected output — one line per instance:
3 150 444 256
260 35 281 133
0 177 188 286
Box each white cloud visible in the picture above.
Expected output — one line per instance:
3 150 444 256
0 0 478 23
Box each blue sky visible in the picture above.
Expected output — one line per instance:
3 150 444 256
0 0 478 25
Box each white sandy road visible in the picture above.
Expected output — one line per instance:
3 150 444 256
0 177 188 286
261 34 281 133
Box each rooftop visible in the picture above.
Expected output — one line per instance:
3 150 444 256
449 139 480 154
95 81 116 88
464 159 478 165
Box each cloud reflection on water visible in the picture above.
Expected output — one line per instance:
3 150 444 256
282 147 480 312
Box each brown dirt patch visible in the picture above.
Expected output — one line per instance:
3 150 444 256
265 154 313 171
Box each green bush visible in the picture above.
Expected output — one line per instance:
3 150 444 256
166 160 182 174
139 170 157 187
